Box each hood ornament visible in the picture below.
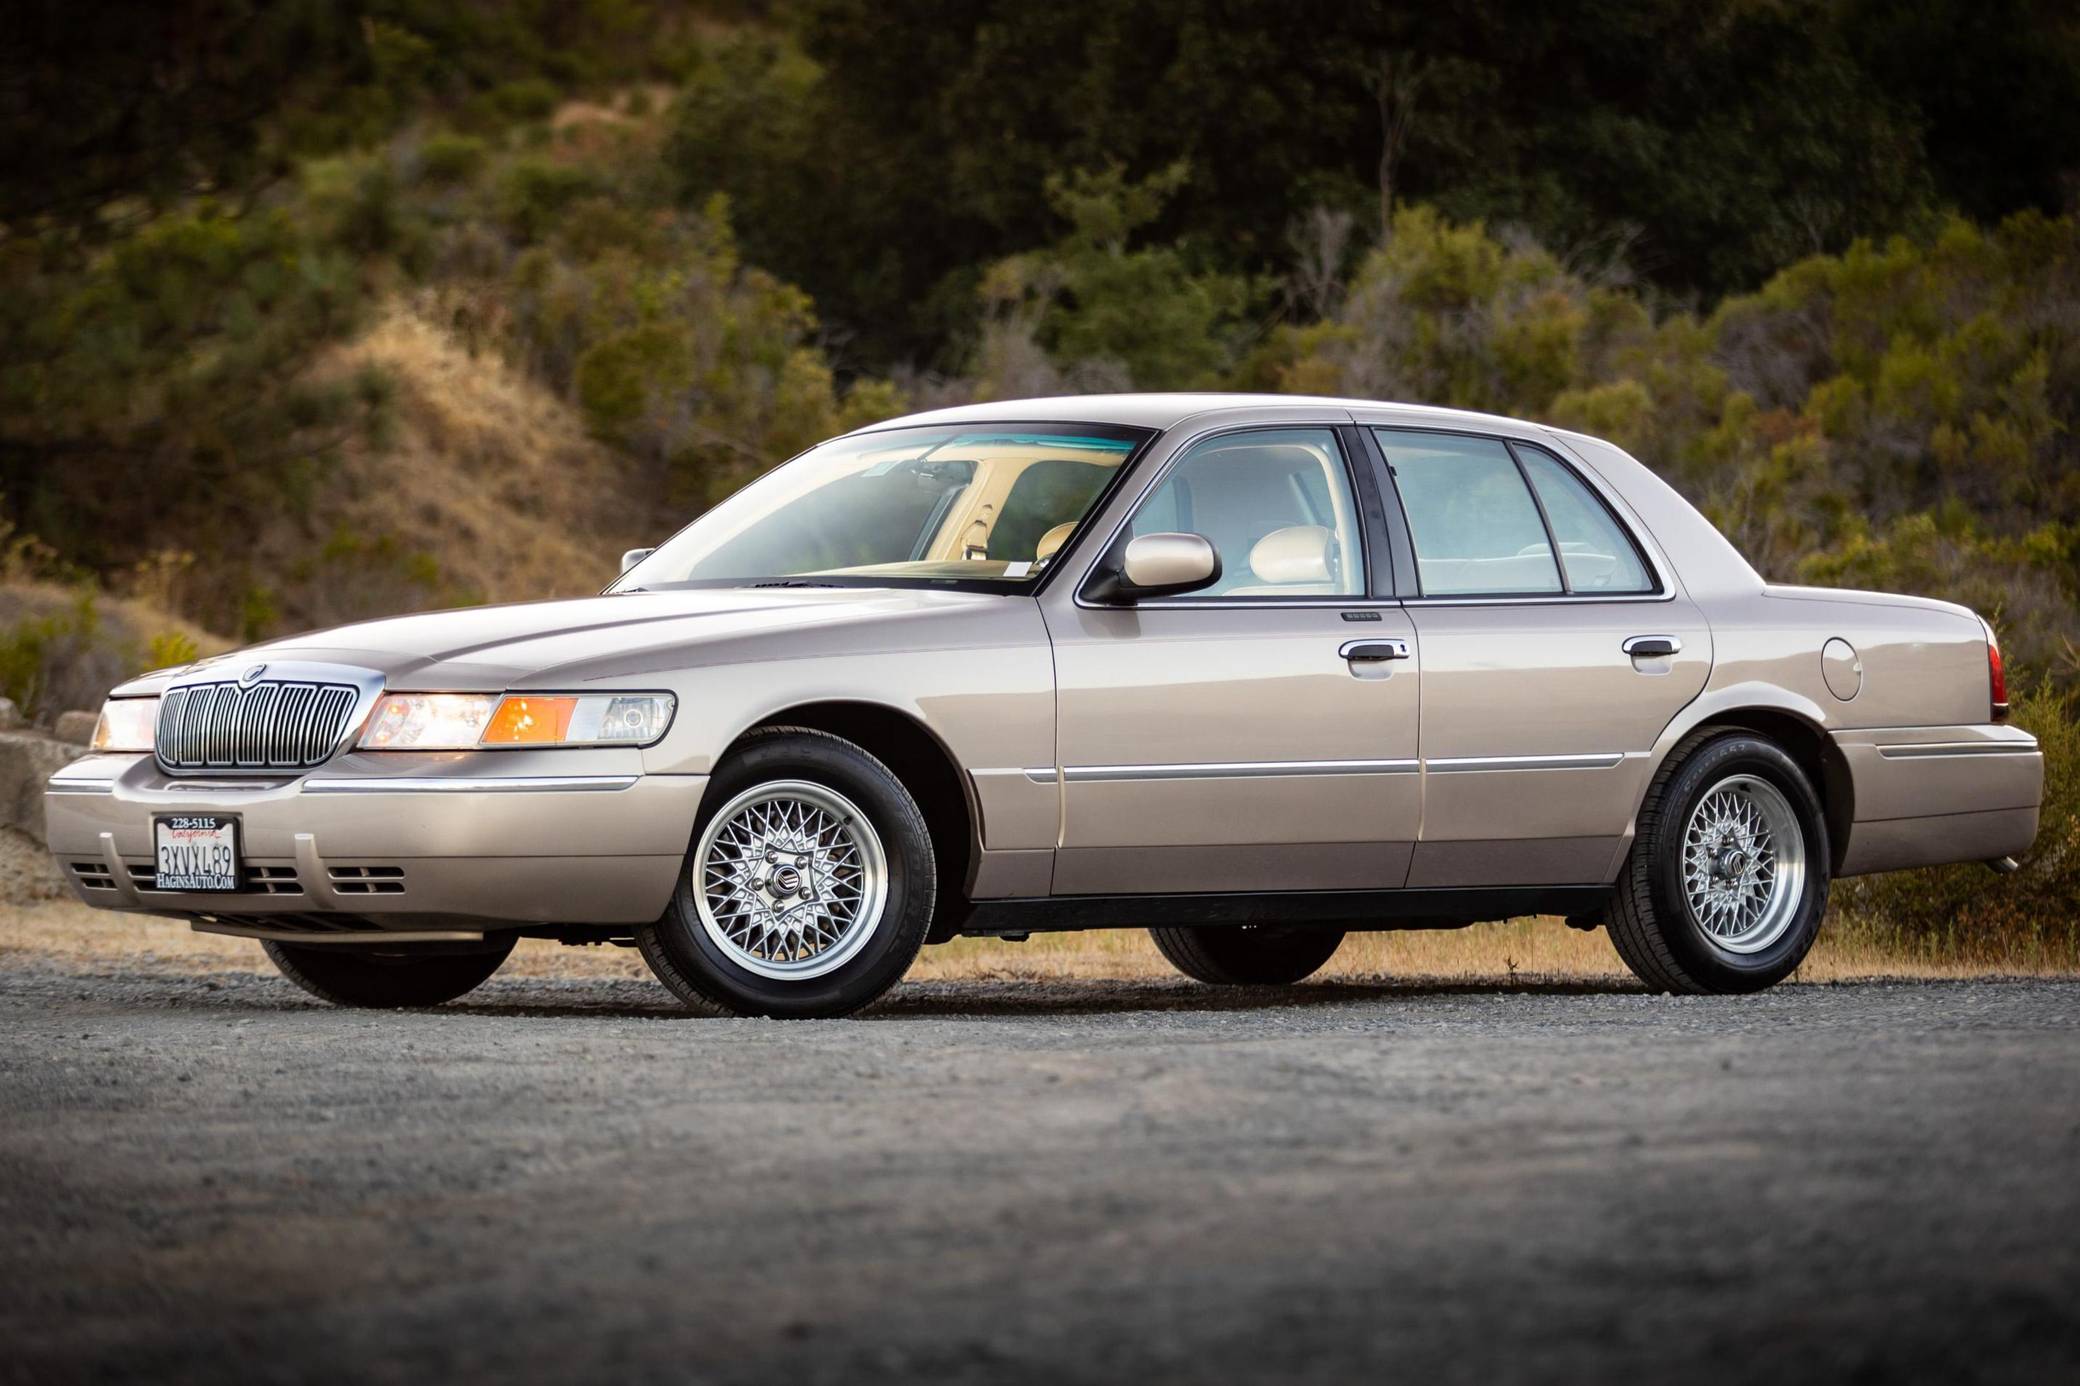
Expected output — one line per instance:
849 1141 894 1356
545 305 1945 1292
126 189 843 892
238 662 268 688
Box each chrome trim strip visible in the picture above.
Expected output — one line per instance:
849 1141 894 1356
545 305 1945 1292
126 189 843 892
191 922 488 945
1425 752 1626 774
1022 767 1059 784
1875 742 2042 761
1061 758 1420 783
46 777 116 794
301 775 640 795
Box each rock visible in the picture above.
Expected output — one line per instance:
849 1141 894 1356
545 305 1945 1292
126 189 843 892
52 710 99 746
0 697 22 730
0 731 90 846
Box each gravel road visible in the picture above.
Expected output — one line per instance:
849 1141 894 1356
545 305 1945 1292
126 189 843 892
3 963 2077 1385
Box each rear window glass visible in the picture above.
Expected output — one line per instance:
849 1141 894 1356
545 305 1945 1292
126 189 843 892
1515 446 1655 594
1375 431 1561 596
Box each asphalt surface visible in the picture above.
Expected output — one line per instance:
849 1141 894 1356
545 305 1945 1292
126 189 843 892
3 964 2077 1385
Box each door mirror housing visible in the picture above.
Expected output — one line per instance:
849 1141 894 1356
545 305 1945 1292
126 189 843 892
1084 532 1221 603
619 547 655 577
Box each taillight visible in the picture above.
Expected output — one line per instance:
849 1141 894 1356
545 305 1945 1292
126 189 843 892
1984 620 2009 721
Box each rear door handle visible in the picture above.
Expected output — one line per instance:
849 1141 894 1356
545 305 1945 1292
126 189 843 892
1340 639 1411 662
1622 635 1681 657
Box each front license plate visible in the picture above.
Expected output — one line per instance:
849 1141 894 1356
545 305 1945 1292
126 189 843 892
154 814 241 892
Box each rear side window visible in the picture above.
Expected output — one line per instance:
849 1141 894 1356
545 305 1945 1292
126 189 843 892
1514 446 1655 594
1375 432 1560 595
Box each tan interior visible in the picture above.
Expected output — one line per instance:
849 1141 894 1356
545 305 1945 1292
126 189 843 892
1227 525 1341 596
918 444 1126 564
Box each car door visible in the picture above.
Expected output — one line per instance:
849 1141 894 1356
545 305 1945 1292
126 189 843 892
1361 425 1712 888
1039 422 1422 895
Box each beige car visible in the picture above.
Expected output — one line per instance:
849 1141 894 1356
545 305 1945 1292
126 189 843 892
46 395 2043 1016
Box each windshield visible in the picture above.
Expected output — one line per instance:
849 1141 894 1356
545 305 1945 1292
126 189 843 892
614 423 1151 591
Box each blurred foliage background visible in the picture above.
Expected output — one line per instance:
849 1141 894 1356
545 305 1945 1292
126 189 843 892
2 0 2076 957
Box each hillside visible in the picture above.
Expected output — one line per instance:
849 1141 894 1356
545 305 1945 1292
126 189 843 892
248 304 655 633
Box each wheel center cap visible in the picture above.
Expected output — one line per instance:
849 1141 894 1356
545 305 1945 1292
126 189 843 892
768 865 803 896
1713 847 1747 880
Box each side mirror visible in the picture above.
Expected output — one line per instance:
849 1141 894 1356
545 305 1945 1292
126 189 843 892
1083 532 1221 604
619 547 655 577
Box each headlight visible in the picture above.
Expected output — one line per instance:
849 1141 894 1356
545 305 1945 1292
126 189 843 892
359 692 674 750
90 697 161 753
358 693 499 750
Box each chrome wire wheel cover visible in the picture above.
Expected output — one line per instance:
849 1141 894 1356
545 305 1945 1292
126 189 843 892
692 780 889 981
1681 773 1807 955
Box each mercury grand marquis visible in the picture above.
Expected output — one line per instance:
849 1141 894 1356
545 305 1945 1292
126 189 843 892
47 394 2044 1016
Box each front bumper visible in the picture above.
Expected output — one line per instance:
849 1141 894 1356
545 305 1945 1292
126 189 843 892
45 752 706 932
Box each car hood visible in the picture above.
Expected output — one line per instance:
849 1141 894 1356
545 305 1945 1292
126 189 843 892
124 587 1014 694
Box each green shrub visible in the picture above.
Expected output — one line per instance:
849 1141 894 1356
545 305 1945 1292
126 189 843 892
496 158 602 242
0 591 122 721
491 78 562 122
416 132 489 187
146 631 200 670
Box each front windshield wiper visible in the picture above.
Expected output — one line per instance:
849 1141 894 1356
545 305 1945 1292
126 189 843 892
748 579 846 588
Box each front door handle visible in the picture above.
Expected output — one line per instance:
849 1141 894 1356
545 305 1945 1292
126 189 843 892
1622 635 1682 657
1340 639 1411 663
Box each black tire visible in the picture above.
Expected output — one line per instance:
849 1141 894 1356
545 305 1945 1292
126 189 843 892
635 729 935 1018
1149 925 1346 986
262 935 515 1008
1609 730 1830 994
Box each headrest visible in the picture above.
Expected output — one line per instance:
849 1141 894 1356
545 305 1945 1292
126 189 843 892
1249 525 1336 585
1034 521 1078 561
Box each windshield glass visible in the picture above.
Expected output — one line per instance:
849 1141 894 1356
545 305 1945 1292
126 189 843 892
614 423 1151 590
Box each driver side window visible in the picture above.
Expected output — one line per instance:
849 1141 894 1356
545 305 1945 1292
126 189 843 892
1126 429 1364 598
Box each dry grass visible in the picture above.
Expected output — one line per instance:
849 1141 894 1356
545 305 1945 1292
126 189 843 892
4 893 2068 989
254 306 656 630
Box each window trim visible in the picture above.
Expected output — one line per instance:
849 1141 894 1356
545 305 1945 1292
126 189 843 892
1368 426 1668 604
1504 439 1572 595
1073 423 1378 608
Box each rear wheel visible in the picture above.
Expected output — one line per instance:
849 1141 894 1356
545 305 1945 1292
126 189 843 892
1149 925 1346 986
635 729 935 1018
1609 731 1830 994
262 935 515 1008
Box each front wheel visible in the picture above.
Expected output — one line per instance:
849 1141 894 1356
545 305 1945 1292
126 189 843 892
1149 925 1346 986
262 935 515 1008
1608 731 1830 994
635 729 935 1018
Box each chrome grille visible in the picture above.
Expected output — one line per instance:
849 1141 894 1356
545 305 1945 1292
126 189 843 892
155 680 359 770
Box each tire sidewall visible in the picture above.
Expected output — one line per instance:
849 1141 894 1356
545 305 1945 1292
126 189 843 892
1646 735 1830 990
650 735 935 1017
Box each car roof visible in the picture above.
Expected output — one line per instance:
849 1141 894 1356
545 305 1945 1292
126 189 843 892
860 392 1556 438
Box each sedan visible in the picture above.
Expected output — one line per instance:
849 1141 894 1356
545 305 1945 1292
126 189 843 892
46 395 2044 1016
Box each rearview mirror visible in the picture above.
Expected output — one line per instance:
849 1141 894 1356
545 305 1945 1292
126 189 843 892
619 547 655 577
1083 532 1221 603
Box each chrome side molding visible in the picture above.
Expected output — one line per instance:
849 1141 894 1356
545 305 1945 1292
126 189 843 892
1876 742 2039 760
301 775 640 794
1011 753 1630 783
1425 752 1627 774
